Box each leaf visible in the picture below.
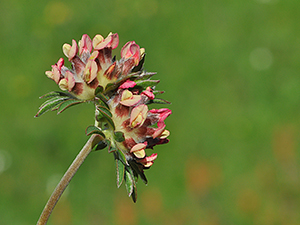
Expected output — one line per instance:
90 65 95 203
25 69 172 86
115 158 125 188
124 169 134 197
131 185 137 203
118 150 128 165
135 79 160 89
95 86 109 102
39 91 71 99
38 96 68 109
114 131 125 142
124 167 138 202
85 125 105 138
152 90 165 95
96 106 115 130
95 98 109 109
134 71 156 80
97 105 112 118
57 99 83 114
35 97 70 117
148 98 171 105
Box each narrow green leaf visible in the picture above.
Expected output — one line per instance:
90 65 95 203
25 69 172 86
114 131 125 142
135 79 160 89
115 158 125 188
125 167 138 202
39 96 69 109
152 90 165 95
148 98 171 105
39 91 71 99
131 184 137 203
95 86 109 102
124 169 134 197
97 105 112 118
95 98 109 109
85 125 105 138
117 148 128 166
35 97 69 117
57 99 83 114
134 71 156 80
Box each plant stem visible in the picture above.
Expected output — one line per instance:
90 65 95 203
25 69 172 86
36 134 102 225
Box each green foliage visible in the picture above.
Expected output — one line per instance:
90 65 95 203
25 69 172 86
35 91 74 117
57 99 83 114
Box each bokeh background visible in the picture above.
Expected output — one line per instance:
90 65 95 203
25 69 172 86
1 0 300 224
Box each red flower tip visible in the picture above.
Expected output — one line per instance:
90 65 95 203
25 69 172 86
119 80 136 89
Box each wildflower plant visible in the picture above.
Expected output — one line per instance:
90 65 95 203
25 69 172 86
35 32 171 224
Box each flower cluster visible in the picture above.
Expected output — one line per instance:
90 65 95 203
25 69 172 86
108 80 171 167
36 32 171 202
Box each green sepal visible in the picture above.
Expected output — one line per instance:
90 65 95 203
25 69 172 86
85 125 105 138
114 131 125 143
39 91 71 99
57 99 83 114
96 106 115 130
147 98 171 105
115 157 125 188
35 97 70 117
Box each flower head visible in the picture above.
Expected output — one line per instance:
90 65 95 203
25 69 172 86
37 32 171 202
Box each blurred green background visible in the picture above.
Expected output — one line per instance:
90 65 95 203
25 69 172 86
1 0 300 224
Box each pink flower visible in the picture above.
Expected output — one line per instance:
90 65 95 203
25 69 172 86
104 85 171 172
45 32 146 100
39 32 172 202
121 41 141 66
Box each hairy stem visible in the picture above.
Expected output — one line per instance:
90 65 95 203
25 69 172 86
36 134 102 225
